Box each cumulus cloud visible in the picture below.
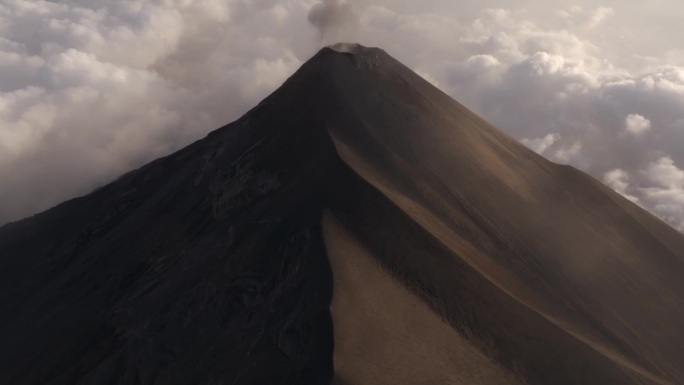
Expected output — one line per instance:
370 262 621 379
639 158 684 230
625 113 651 134
642 157 684 190
599 160 684 230
603 169 639 203
521 133 559 155
552 141 583 164
1 0 684 232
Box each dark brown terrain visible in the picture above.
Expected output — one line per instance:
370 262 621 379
1 43 683 385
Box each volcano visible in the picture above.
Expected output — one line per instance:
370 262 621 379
1 43 684 385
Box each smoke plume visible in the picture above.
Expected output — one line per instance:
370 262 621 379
307 0 359 44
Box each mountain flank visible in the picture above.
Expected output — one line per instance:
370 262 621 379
1 43 684 385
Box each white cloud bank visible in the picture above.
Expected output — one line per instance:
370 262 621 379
1 0 684 232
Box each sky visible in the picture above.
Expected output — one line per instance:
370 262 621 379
1 0 683 231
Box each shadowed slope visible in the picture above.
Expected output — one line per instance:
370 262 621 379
0 54 339 384
0 44 683 385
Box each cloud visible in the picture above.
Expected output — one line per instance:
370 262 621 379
521 133 559 155
603 169 639 203
1 1 683 232
638 157 684 230
584 6 615 30
599 159 684 230
552 141 583 164
642 157 684 190
625 113 651 134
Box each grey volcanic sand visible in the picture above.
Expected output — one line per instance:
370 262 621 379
324 211 522 385
1 43 684 384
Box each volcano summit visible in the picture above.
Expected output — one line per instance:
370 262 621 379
1 44 684 385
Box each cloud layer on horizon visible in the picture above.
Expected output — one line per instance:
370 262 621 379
1 0 684 231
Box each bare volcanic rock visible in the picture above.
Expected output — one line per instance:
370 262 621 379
1 43 684 385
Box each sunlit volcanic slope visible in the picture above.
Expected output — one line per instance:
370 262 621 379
2 43 684 385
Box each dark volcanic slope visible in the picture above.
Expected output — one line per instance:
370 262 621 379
2 43 684 385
